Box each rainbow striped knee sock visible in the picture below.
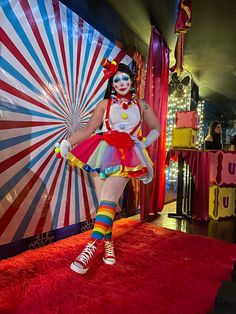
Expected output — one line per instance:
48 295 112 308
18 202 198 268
104 223 113 241
91 200 116 241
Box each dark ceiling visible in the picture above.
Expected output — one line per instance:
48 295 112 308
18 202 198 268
61 0 236 124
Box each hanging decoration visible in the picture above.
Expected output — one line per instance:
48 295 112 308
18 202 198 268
170 0 192 76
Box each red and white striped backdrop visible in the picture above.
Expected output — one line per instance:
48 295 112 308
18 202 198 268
0 0 132 245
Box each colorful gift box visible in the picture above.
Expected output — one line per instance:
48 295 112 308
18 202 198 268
209 185 236 220
172 128 197 148
176 111 198 129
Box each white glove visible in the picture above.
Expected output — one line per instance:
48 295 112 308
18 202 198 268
136 140 148 149
60 139 72 158
133 129 160 148
145 129 160 147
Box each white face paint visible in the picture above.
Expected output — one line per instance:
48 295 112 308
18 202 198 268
112 72 132 96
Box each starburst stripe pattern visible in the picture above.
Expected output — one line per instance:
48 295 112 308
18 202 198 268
0 0 132 245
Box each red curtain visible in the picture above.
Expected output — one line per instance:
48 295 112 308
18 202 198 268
140 26 170 220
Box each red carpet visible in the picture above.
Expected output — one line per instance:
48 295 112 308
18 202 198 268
1 219 236 314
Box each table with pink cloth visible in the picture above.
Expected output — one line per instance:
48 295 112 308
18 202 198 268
167 149 236 221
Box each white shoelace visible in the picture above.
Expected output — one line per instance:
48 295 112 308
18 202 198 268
104 241 115 258
77 242 96 266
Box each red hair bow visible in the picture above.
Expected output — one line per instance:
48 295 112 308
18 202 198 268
101 57 118 79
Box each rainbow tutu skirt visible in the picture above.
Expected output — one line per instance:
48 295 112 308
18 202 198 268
67 131 153 183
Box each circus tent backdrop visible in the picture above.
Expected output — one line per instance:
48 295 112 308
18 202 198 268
0 0 132 251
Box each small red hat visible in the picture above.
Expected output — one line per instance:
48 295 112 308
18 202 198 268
101 57 118 79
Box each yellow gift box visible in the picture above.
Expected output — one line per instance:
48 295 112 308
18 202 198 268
172 128 197 148
209 185 236 220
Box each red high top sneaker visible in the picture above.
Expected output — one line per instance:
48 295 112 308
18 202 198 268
103 241 116 265
70 241 97 274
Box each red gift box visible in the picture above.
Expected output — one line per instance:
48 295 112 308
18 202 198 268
176 111 198 129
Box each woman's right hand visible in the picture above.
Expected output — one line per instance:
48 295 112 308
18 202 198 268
60 140 72 158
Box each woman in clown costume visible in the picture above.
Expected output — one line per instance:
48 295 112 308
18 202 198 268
59 58 161 274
